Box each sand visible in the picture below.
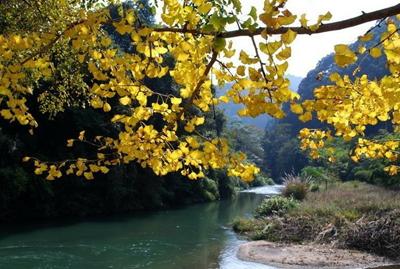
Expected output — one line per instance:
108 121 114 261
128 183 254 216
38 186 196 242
237 241 394 269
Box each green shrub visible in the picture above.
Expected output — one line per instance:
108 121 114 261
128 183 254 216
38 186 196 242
301 166 326 180
250 174 274 187
232 218 257 233
255 196 298 217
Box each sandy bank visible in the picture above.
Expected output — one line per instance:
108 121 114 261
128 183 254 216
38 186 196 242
237 241 393 269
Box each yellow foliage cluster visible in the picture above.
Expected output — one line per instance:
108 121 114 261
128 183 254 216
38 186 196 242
297 20 400 174
299 128 331 159
2 0 400 180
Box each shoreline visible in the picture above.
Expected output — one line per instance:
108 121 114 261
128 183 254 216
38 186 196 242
237 241 394 269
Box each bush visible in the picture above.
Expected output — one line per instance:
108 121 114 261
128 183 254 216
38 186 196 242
301 166 326 180
232 218 258 233
250 174 274 187
255 196 298 217
282 173 310 200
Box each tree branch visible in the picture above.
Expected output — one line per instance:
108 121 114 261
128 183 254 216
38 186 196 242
151 3 400 38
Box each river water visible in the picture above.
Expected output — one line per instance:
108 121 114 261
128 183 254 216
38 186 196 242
0 185 282 269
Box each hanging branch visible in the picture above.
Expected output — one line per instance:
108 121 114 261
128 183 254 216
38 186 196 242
151 4 400 38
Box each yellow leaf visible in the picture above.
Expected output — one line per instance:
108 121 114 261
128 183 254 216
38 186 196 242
219 96 229 103
290 103 303 114
78 54 85 63
299 14 308 27
184 123 195 133
224 49 235 58
318 11 332 22
126 12 135 25
155 47 168 55
237 65 246 76
137 92 147 106
334 44 357 67
276 13 297 26
78 131 85 141
100 166 109 174
370 47 382 58
359 33 373 42
103 103 112 112
171 97 182 105
119 96 131 105
67 139 74 147
84 172 94 180
0 109 13 120
22 156 31 162
276 47 291 61
281 29 297 45
299 111 312 122
198 3 212 14
194 117 205 126
92 51 102 60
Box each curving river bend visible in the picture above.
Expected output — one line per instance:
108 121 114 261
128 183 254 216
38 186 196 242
0 186 282 269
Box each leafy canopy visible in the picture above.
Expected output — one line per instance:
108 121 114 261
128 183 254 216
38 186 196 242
1 0 400 181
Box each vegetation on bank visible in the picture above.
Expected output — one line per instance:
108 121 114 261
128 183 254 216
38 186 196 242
233 180 400 260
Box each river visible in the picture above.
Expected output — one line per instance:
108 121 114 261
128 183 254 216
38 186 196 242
0 185 282 269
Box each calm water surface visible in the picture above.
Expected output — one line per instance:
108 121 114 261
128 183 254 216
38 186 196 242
0 186 282 269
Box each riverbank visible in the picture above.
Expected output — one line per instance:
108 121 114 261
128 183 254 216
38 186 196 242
233 181 400 263
238 241 392 269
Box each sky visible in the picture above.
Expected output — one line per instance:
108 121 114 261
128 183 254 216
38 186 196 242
234 0 400 77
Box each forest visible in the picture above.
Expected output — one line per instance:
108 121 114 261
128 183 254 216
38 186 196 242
0 0 400 268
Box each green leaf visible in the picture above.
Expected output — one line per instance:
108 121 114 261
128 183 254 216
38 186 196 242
230 0 242 12
209 13 226 31
249 6 257 21
213 38 226 52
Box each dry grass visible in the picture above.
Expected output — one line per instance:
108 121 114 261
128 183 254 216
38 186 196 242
233 181 400 259
291 182 400 222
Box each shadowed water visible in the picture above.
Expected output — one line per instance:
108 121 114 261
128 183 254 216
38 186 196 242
0 186 282 269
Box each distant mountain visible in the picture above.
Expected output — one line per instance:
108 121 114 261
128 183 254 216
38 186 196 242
287 74 302 92
216 74 303 130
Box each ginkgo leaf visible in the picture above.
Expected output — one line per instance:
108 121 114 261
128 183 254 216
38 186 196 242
119 96 131 105
281 29 297 45
291 103 303 114
276 47 291 61
299 14 308 27
219 96 229 103
78 131 85 141
171 97 182 105
198 3 212 14
318 11 332 22
237 65 246 76
334 44 357 67
103 103 112 112
84 172 94 180
67 139 74 147
359 32 374 42
370 47 382 58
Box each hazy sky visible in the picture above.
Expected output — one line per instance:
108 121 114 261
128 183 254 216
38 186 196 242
234 1 399 77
